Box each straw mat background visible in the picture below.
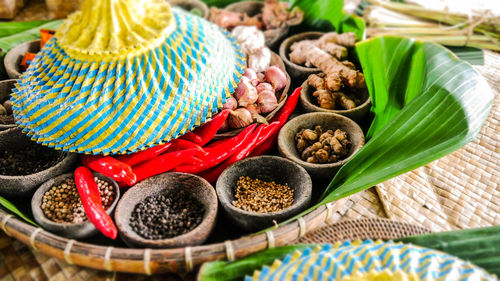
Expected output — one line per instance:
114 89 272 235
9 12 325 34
1 0 499 279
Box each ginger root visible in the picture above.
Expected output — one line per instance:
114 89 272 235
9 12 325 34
308 74 360 110
313 89 336 109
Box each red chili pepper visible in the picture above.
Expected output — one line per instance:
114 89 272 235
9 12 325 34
167 139 207 157
81 155 137 186
40 29 56 48
252 87 302 155
180 132 203 144
20 52 37 70
200 124 266 184
174 124 257 174
132 149 202 184
271 87 301 124
74 167 117 239
115 143 172 167
189 110 229 146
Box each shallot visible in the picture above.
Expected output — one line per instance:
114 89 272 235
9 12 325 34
265 66 287 90
222 97 238 110
245 104 267 124
228 108 253 129
256 82 273 94
257 90 279 114
243 68 258 81
234 77 258 107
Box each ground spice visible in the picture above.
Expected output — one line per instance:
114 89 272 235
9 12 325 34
232 176 294 213
129 190 204 240
41 177 115 224
0 144 62 176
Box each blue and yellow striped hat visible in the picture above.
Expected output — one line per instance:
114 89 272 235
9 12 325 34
11 0 245 155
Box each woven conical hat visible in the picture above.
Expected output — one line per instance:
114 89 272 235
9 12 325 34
11 0 245 155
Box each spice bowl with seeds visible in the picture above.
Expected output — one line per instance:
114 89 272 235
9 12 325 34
114 172 217 248
216 156 312 231
278 112 365 179
31 172 120 239
0 128 78 197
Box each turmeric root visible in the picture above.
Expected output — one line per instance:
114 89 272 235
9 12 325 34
313 89 336 109
317 32 358 48
332 91 357 110
307 73 327 90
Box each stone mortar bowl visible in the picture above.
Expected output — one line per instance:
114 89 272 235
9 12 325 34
225 1 301 49
168 0 209 18
4 39 40 79
31 172 120 239
114 172 218 248
0 128 78 197
0 79 17 131
300 80 372 122
277 112 365 179
279 31 323 80
216 156 312 231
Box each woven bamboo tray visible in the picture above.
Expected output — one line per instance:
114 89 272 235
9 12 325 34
0 197 359 274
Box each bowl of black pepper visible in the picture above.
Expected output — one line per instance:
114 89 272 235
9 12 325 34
277 112 365 179
216 156 312 231
0 128 78 197
114 172 217 248
31 172 120 239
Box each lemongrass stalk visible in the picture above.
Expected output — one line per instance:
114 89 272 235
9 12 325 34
366 0 500 35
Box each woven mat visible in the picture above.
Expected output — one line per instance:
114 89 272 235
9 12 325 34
375 50 500 231
3 1 499 280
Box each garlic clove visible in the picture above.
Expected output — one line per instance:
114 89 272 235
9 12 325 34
265 66 287 91
243 68 258 80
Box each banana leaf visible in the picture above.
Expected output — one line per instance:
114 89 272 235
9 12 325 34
398 226 500 275
0 196 38 227
0 20 53 38
0 20 62 56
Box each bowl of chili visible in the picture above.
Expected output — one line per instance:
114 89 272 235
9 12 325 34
31 172 120 239
216 155 312 231
114 172 218 248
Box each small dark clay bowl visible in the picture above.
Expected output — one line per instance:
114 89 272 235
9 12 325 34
114 172 218 248
0 128 78 197
278 112 365 179
169 0 209 18
225 1 297 48
279 32 323 80
4 39 40 79
31 173 120 239
300 80 372 122
216 156 312 231
0 79 17 130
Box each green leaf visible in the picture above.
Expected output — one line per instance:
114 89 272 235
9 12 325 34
0 196 39 227
317 36 493 204
398 226 500 275
447 46 484 66
0 20 53 38
0 20 63 55
198 244 312 281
